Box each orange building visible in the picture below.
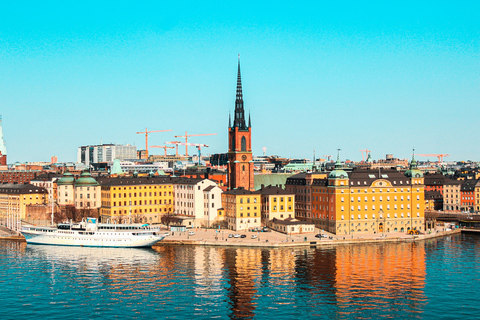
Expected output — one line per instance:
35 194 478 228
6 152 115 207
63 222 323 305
227 57 254 191
287 155 425 235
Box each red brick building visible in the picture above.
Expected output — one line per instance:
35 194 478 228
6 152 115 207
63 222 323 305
0 170 40 184
227 57 254 191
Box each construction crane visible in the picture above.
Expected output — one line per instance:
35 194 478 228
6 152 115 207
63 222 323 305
359 149 371 162
416 154 451 163
136 128 172 158
164 141 182 157
174 142 209 165
174 131 217 156
150 145 175 156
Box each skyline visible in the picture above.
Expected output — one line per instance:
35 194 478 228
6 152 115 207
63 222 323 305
1 1 479 163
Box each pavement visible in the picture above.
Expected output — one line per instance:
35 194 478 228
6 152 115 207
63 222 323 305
156 226 458 248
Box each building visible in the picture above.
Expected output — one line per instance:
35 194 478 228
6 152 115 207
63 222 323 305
173 178 222 227
286 154 425 235
98 176 175 224
77 144 137 166
0 184 47 220
424 173 450 195
269 218 315 235
0 170 40 184
227 57 254 191
460 179 477 212
56 171 101 211
222 189 261 231
425 190 443 211
256 185 295 227
443 180 462 211
31 172 63 204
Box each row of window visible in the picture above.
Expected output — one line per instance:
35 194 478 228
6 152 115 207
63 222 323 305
112 199 172 206
112 185 172 191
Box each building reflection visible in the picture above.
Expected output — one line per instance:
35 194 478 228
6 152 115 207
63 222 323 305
334 242 427 316
223 248 262 319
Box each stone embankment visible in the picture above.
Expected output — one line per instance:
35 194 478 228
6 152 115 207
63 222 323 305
0 226 25 242
153 228 462 249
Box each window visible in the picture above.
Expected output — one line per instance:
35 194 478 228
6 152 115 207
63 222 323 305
241 136 246 151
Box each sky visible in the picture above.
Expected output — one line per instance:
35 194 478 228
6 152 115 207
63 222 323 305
1 1 479 163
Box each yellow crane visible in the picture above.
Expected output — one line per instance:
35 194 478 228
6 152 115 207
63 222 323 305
174 131 217 156
136 128 172 158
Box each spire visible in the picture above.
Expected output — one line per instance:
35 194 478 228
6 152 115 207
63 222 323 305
335 148 342 169
248 111 251 128
233 54 247 129
313 149 316 172
229 111 232 128
410 147 418 169
0 115 7 156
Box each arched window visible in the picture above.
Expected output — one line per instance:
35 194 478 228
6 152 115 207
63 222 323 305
241 136 246 151
243 165 245 171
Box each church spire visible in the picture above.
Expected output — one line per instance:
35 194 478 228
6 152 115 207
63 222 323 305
233 54 247 129
229 111 232 128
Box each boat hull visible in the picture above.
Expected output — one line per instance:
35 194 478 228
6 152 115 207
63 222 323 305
21 230 166 248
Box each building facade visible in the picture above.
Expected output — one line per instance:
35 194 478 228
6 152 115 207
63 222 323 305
257 185 295 227
222 189 261 231
77 144 137 166
286 155 425 235
173 178 222 227
227 58 254 191
0 184 47 220
98 176 175 224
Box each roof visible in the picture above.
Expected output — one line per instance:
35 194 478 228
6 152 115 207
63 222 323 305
0 183 47 194
425 190 443 200
461 179 478 192
348 169 411 186
254 185 293 195
203 185 216 192
223 188 257 196
254 173 293 190
270 218 315 226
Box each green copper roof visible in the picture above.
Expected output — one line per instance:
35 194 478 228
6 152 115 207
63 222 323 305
110 159 124 175
57 172 75 185
329 153 348 179
75 171 99 186
405 154 423 178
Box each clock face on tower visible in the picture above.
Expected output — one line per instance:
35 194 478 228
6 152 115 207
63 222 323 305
242 155 247 161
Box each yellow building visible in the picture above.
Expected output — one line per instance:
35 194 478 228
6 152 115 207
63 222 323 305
222 189 261 231
0 184 47 220
256 185 295 226
98 177 174 224
288 155 425 235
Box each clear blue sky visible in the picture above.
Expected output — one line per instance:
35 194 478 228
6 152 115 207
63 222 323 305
1 1 479 163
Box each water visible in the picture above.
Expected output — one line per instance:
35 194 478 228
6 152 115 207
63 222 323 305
1 234 479 319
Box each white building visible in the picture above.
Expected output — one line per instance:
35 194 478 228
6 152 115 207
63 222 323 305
173 178 222 227
78 144 137 166
30 173 63 204
112 161 172 174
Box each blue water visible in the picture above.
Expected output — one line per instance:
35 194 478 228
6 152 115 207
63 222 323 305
1 234 479 319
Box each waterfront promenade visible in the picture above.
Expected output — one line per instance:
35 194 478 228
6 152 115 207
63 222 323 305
153 226 461 248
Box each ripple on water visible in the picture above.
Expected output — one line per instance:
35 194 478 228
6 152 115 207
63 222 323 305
1 235 480 319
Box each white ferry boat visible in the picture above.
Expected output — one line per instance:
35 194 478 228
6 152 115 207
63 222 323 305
20 218 167 248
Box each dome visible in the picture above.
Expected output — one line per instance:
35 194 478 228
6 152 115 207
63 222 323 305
74 171 99 186
328 155 349 179
57 172 75 185
405 157 423 178
328 169 349 179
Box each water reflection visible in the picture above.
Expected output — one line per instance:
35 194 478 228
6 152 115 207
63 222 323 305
0 241 429 319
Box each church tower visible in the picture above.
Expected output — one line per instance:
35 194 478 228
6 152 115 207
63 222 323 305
227 56 254 190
